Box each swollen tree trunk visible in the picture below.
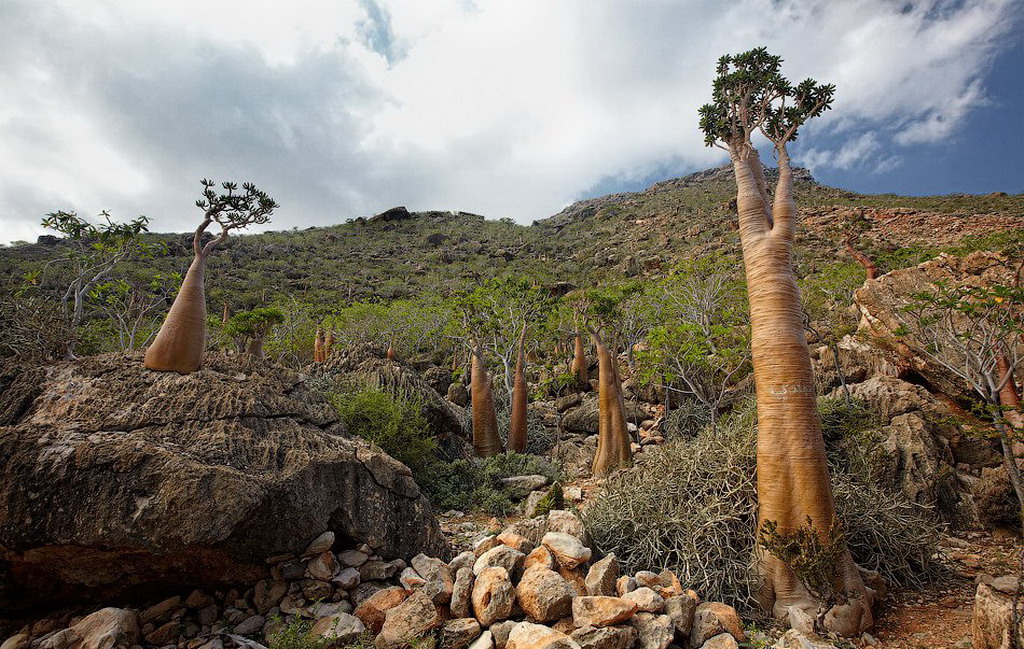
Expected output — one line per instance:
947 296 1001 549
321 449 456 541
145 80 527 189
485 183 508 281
387 344 397 361
997 354 1024 431
324 331 335 360
222 300 230 324
509 325 529 453
590 330 632 477
572 334 588 385
314 329 325 363
246 335 265 359
471 341 504 457
732 147 872 635
144 256 208 373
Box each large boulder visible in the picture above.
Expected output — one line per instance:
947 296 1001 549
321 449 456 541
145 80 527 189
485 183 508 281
853 251 1019 404
0 353 449 610
973 577 1023 649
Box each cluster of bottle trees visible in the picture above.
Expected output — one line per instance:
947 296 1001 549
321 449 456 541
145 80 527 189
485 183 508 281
6 48 1023 638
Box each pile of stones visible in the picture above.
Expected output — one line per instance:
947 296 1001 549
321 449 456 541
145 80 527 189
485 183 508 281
0 510 829 649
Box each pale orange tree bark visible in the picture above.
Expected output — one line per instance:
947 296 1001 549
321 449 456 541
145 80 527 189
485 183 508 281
699 48 875 635
145 180 277 373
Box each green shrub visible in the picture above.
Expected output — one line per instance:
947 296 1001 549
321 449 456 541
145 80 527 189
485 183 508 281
328 388 437 475
418 452 562 516
267 617 375 649
584 405 941 612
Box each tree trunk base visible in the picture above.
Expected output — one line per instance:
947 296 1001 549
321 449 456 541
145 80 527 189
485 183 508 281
758 553 878 637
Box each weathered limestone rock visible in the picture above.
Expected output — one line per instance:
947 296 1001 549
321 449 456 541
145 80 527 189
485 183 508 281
0 353 449 610
450 551 476 573
451 567 475 618
308 551 341 581
441 618 482 649
628 613 673 649
585 555 618 596
69 608 140 649
689 603 746 647
700 633 739 649
474 546 526 579
770 629 838 649
0 635 29 649
614 577 636 597
472 566 516 627
546 511 589 546
572 597 637 628
973 580 1024 649
664 593 697 637
233 615 266 636
468 631 494 649
490 622 517 649
304 531 336 557
474 536 501 557
355 586 408 635
376 590 445 649
498 531 535 554
542 533 591 570
310 611 366 645
506 622 581 649
525 546 557 572
569 626 634 649
621 587 664 613
516 566 575 623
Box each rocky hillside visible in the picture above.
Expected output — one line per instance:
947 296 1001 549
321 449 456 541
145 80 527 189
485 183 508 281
2 166 1021 311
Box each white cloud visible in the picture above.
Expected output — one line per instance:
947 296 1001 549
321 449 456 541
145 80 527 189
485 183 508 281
0 0 1018 243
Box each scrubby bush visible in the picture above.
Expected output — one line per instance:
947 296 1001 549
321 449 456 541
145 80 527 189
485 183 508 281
328 387 437 476
584 404 942 612
419 452 562 516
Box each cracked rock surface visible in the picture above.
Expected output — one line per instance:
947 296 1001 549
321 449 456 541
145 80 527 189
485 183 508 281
0 352 449 610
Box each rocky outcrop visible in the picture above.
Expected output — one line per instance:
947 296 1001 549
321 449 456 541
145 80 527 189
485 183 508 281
560 398 647 436
317 344 471 456
0 352 448 610
853 251 1019 404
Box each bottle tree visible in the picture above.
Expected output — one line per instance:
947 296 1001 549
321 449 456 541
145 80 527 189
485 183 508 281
144 180 277 373
698 48 875 635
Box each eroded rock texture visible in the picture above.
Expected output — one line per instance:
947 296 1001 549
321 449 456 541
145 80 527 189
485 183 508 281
0 352 448 610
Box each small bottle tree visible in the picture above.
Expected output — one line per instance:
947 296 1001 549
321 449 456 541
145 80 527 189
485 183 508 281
223 307 286 359
144 180 277 373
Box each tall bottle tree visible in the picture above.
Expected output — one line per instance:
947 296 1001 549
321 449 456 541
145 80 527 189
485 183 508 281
698 48 874 635
144 180 277 373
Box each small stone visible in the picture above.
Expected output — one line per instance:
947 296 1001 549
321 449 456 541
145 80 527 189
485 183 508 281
1 635 29 649
360 560 398 581
474 535 501 557
614 577 636 597
516 566 575 623
469 631 494 649
558 565 589 596
572 597 637 628
542 533 591 570
308 551 341 581
197 605 219 627
629 613 674 649
144 620 179 646
525 546 557 572
569 626 634 649
664 593 697 637
700 633 739 649
304 531 336 557
375 590 445 649
185 590 214 609
656 571 683 598
689 603 746 647
491 621 517 649
450 551 477 573
311 612 365 645
622 587 664 613
451 567 475 618
498 530 535 554
441 618 482 649
474 545 526 579
770 629 837 648
233 615 265 636
70 608 140 649
334 567 361 590
546 511 588 544
585 555 619 596
354 586 408 635
501 475 550 496
280 562 306 580
339 550 369 567
36 629 77 649
634 571 660 589
506 622 580 649
400 567 427 591
471 566 516 626
141 596 182 626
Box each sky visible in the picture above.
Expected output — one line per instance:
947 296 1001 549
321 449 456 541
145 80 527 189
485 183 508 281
0 0 1021 245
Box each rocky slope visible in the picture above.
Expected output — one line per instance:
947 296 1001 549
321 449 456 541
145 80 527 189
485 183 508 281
0 352 449 611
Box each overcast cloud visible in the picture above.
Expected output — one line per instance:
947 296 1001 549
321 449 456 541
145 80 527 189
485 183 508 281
0 0 1019 243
